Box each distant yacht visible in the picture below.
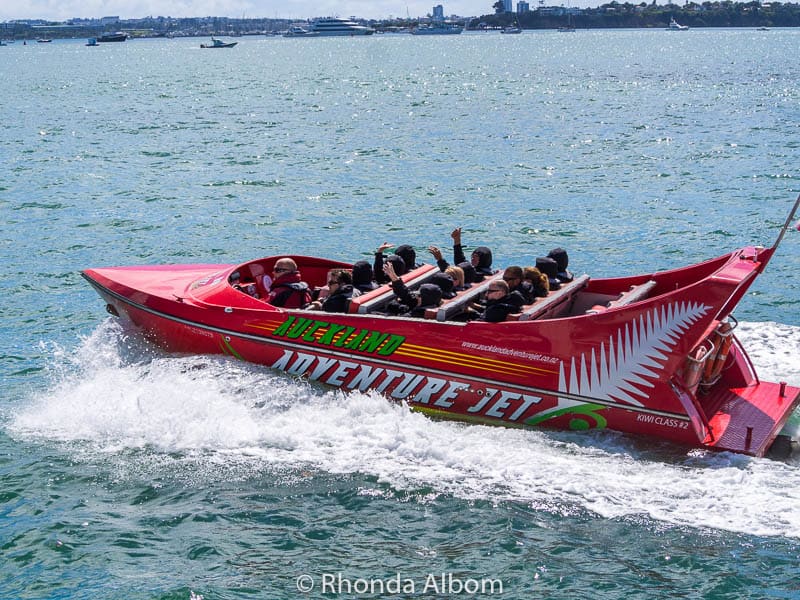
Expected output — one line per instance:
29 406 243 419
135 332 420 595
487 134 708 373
310 17 374 36
666 18 689 30
283 25 319 37
98 31 128 42
411 22 463 35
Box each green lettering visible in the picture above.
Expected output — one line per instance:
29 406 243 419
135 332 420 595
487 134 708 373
358 331 389 353
377 334 405 356
286 318 312 339
318 323 348 345
302 320 328 342
333 326 356 347
344 329 369 349
272 316 295 337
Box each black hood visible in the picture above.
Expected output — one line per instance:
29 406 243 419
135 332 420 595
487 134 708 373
394 245 417 270
547 247 568 271
457 261 479 284
429 272 456 299
418 283 443 307
472 246 493 274
386 254 406 275
547 247 573 283
535 256 561 290
352 261 377 290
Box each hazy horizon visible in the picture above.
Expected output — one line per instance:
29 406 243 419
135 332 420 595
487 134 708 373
2 0 601 23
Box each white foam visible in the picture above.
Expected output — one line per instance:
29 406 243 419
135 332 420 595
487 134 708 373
8 318 800 538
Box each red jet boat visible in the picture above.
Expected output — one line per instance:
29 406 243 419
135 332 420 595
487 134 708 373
82 198 800 457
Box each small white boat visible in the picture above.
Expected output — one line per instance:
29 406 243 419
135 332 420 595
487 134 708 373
283 25 319 37
200 37 238 48
667 18 689 30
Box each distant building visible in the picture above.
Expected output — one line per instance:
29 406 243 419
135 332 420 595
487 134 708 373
503 0 514 12
517 1 530 13
432 4 444 20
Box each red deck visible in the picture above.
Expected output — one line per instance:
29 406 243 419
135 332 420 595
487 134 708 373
702 382 800 456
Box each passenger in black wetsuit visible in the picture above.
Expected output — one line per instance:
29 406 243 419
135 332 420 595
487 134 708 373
306 269 357 313
382 262 443 318
427 245 479 286
352 260 378 294
477 280 523 323
502 266 534 304
547 247 574 283
428 271 457 299
373 242 418 284
451 227 495 281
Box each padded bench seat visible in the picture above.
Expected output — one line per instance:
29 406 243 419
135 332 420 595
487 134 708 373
513 274 591 321
606 279 657 309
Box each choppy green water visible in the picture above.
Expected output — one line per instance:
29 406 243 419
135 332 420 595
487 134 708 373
2 31 800 599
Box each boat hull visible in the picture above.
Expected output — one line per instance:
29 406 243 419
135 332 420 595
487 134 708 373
83 247 800 457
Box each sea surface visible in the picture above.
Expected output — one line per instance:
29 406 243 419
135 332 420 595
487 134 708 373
2 29 800 599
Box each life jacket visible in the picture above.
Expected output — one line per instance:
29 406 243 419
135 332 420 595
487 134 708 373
267 272 312 308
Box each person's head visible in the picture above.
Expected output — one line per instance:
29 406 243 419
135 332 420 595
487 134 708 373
535 256 561 290
394 245 416 271
471 246 493 271
327 269 352 291
523 266 549 291
485 279 509 300
503 266 523 288
445 265 465 289
458 261 480 284
386 254 406 275
547 247 569 272
351 261 374 286
418 283 443 307
429 272 456 299
273 257 298 277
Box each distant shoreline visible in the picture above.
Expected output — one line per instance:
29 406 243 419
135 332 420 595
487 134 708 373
2 4 797 40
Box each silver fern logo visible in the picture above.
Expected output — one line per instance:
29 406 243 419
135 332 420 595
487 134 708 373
526 302 711 429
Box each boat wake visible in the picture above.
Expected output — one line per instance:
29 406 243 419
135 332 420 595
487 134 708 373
7 318 800 538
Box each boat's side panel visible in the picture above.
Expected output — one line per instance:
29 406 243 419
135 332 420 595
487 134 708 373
90 282 706 447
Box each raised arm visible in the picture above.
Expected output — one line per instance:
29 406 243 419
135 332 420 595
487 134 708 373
451 227 466 265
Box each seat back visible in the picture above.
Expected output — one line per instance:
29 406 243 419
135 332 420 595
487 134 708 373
606 280 657 309
434 273 503 322
518 274 590 321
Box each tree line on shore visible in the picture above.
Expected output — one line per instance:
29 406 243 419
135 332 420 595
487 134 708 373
481 1 800 29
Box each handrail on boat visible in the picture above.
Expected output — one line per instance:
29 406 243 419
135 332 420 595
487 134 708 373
768 193 800 254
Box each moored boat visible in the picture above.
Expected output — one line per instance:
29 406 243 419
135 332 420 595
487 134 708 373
310 17 374 36
200 37 238 48
667 18 689 30
283 25 320 37
98 31 128 42
82 198 800 458
412 22 463 35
